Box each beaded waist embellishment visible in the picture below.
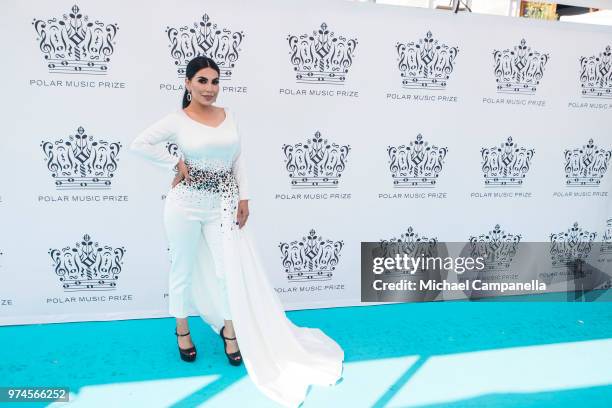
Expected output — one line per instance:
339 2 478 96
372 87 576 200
180 159 238 195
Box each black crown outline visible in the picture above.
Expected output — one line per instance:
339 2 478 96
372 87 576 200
469 224 522 271
166 142 180 157
166 13 244 79
481 137 535 187
564 139 611 187
601 218 612 255
32 5 119 74
550 222 596 268
580 45 612 99
493 39 549 94
282 131 351 188
41 126 121 190
388 134 448 188
378 227 438 277
396 31 459 90
49 234 125 291
287 22 358 85
279 229 344 282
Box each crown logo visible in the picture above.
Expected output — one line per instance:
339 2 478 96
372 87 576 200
166 14 244 79
396 31 459 90
378 227 438 276
564 139 611 187
550 222 596 267
388 134 448 188
49 234 125 291
279 229 344 282
32 5 119 74
580 45 612 99
493 39 549 94
481 137 535 187
166 142 180 157
287 23 357 84
41 126 121 190
469 225 522 271
282 131 350 188
601 218 612 255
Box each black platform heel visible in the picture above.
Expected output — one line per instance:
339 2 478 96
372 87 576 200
219 326 242 366
175 330 197 362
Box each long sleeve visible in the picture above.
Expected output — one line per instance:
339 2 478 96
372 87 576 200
130 113 181 170
231 112 250 201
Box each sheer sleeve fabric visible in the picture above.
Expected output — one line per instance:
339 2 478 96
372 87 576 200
231 111 250 201
130 113 181 170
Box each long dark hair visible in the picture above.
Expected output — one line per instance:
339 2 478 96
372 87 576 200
182 56 221 108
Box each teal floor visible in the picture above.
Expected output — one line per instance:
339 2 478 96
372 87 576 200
1 293 611 407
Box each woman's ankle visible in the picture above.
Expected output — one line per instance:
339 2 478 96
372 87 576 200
176 318 190 334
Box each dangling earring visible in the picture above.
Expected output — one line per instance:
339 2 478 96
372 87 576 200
187 91 192 102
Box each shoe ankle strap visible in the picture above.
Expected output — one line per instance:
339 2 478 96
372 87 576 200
175 330 190 337
221 327 236 340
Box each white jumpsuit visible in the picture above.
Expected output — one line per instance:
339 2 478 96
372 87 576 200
131 108 247 321
131 108 344 408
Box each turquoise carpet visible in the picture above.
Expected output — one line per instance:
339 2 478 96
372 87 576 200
1 293 611 407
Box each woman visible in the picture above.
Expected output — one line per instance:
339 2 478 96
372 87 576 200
130 56 344 407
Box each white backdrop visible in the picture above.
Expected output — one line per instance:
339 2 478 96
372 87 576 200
1 0 611 325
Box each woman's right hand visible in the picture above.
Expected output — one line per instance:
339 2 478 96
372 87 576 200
172 158 190 187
